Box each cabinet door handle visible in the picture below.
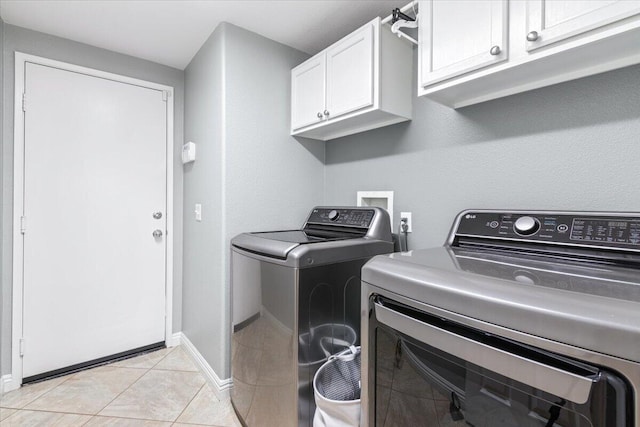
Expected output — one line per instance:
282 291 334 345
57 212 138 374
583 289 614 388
323 110 330 117
317 112 323 119
489 46 501 56
527 31 539 42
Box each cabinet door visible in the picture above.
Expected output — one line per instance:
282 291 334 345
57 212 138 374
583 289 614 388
291 54 325 131
419 0 508 87
325 23 374 120
526 0 640 51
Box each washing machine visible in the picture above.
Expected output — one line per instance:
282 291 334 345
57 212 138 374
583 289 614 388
230 206 393 427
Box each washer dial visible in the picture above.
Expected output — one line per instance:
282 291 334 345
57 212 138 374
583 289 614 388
514 216 540 236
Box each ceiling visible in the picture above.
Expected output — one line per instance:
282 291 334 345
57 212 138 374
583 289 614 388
0 0 402 70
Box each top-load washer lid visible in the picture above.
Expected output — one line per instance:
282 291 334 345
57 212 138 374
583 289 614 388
363 210 640 363
252 230 353 244
231 230 352 260
231 206 394 263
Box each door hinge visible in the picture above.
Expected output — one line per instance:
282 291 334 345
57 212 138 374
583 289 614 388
19 338 25 357
20 216 26 234
22 93 27 112
162 90 170 102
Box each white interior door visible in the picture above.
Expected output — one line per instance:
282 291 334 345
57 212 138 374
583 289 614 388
21 62 167 378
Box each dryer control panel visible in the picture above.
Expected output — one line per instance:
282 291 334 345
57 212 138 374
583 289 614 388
454 211 640 251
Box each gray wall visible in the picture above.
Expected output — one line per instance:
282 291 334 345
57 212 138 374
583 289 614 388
183 23 323 377
325 60 640 248
0 17 4 379
182 23 226 378
1 24 185 376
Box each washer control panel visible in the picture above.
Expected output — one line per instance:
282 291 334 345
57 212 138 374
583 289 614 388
307 208 375 228
455 211 640 249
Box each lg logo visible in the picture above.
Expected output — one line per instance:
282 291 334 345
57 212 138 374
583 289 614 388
465 214 476 219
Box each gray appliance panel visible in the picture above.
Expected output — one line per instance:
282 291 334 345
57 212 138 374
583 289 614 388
231 206 393 427
231 232 301 260
449 209 640 252
361 283 640 427
230 206 393 263
232 237 394 268
230 251 296 427
361 247 640 363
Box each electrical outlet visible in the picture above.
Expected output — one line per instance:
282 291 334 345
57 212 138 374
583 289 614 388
400 212 412 232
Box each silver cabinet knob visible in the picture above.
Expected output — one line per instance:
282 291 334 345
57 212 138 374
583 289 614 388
153 212 162 219
317 112 323 119
527 31 539 42
323 110 330 116
152 229 163 238
489 45 501 55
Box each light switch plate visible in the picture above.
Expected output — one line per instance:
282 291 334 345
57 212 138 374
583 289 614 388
195 203 202 222
182 141 196 164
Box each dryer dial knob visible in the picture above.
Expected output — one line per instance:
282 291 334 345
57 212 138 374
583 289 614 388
328 210 340 221
514 216 540 236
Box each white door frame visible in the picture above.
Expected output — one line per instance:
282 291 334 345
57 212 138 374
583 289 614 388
10 52 175 391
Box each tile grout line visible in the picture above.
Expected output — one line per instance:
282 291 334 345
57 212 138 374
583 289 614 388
163 345 216 424
8 367 151 418
5 373 74 411
93 345 176 417
7 347 171 413
6 347 209 426
91 346 185 423
152 346 199 374
172 382 207 424
152 367 201 373
0 408 18 424
0 350 157 424
1 406 95 424
93 366 153 417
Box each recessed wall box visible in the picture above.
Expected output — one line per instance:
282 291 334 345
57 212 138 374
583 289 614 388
357 191 394 227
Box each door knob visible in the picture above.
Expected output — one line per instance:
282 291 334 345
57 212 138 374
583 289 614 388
317 112 323 119
324 110 330 116
153 212 162 219
489 45 501 55
527 31 539 42
153 229 163 238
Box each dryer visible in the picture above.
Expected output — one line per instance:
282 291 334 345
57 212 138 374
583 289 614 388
362 210 640 427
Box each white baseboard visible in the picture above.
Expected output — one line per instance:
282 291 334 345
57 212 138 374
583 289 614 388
166 331 181 347
173 332 233 400
1 374 19 394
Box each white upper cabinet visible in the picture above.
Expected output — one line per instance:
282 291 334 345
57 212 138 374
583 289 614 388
526 0 640 51
291 18 412 141
325 24 374 119
419 0 508 86
417 0 640 108
291 55 326 130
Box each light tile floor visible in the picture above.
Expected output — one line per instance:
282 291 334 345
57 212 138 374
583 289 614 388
0 346 242 427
